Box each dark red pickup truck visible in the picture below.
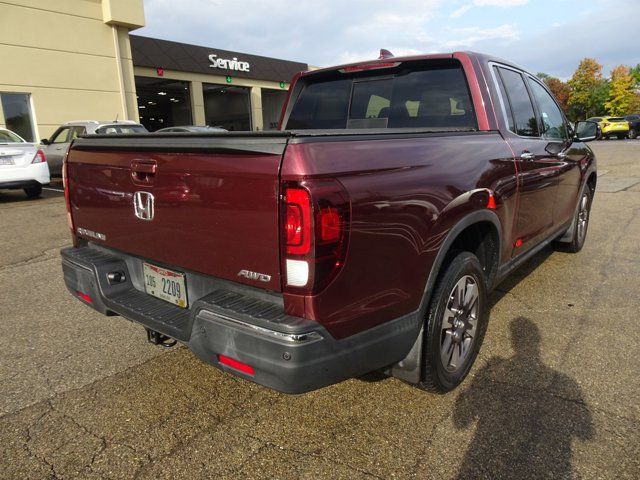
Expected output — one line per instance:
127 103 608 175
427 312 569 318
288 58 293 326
61 51 598 393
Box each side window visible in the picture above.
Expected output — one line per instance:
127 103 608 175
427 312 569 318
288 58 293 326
498 67 539 137
528 79 567 140
69 126 86 140
493 67 515 132
50 127 70 144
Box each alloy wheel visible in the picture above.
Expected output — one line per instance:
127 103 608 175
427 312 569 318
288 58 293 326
577 192 589 244
440 275 479 372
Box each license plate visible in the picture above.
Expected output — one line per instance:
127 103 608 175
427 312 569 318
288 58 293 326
143 263 188 308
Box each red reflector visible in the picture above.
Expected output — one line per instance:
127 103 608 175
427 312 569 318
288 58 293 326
486 191 496 210
319 207 341 242
285 188 311 255
218 354 255 376
515 238 523 248
77 291 93 303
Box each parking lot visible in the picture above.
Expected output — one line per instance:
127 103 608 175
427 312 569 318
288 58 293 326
1 140 639 479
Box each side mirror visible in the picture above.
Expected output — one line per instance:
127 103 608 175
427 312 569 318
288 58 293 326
40 138 50 145
574 121 599 142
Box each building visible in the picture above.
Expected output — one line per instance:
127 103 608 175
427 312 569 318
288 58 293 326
0 0 308 141
130 36 306 132
0 0 144 141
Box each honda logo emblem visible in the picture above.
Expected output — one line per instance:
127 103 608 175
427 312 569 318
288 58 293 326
133 191 155 221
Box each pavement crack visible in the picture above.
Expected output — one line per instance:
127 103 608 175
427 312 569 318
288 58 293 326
0 243 70 272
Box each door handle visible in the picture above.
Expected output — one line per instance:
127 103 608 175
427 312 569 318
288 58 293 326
131 159 157 183
520 152 535 161
131 160 157 174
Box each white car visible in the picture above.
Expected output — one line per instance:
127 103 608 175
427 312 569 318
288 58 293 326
0 128 50 198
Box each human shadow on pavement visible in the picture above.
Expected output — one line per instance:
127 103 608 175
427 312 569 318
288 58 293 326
453 316 594 479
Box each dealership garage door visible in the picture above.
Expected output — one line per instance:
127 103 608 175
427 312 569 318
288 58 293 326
135 77 192 131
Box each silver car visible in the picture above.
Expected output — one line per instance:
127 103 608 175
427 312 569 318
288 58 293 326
154 125 227 133
0 128 50 198
40 120 147 176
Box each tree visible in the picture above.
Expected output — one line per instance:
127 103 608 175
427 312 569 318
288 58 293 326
605 65 635 115
630 64 640 85
629 64 640 113
568 58 606 119
546 77 571 113
536 72 571 114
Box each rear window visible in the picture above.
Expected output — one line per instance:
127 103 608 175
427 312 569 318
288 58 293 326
608 117 625 122
94 124 148 134
286 63 476 131
0 130 24 143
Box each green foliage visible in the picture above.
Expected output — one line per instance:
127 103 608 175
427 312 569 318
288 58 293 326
605 65 636 116
630 64 640 84
568 58 607 119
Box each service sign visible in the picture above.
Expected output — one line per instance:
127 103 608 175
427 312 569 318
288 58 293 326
208 54 250 72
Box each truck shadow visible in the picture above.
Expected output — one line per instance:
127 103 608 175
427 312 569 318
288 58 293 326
360 245 555 385
452 316 594 479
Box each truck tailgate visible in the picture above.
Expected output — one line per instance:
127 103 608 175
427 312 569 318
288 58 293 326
67 133 289 292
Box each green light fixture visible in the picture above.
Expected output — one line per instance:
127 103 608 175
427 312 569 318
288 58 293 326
279 81 286 89
226 76 233 84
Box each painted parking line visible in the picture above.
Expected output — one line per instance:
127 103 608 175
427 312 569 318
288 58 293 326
43 187 64 193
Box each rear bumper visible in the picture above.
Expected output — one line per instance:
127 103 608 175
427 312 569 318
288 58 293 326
61 245 420 393
0 162 50 187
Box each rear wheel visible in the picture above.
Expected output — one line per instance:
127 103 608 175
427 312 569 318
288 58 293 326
561 184 592 253
628 129 637 139
419 252 488 392
24 185 42 198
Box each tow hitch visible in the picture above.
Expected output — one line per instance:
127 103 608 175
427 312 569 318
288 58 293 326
146 328 177 348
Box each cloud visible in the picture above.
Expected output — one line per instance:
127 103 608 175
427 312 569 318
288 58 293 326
485 0 638 78
473 0 528 5
139 0 441 66
440 24 520 49
450 0 527 19
137 0 637 78
450 4 472 17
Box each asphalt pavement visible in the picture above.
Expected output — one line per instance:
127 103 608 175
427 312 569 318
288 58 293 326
1 141 639 479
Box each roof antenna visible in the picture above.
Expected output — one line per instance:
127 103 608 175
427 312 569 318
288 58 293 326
379 49 394 59
114 113 119 123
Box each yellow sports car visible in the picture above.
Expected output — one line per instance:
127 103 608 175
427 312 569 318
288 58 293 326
587 116 630 139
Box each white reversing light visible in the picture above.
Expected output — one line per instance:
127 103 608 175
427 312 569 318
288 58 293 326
286 259 308 287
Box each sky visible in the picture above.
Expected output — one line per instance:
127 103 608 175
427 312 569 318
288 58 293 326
136 0 639 80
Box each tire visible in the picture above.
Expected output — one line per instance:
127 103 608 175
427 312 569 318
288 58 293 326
561 184 593 253
419 251 488 393
24 185 42 198
628 129 637 139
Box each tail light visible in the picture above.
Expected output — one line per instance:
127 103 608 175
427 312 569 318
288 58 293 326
281 180 350 294
62 151 77 246
31 149 46 164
